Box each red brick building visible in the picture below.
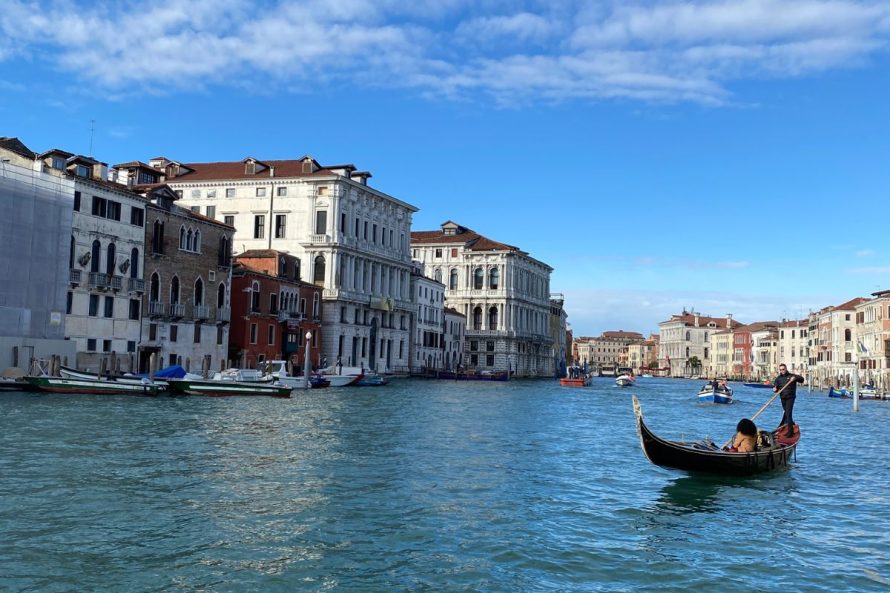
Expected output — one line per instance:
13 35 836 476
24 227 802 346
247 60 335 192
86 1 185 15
229 250 322 370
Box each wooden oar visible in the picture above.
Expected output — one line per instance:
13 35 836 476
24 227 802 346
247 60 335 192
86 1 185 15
721 376 797 449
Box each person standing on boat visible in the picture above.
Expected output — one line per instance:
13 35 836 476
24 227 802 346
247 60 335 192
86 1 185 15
774 364 804 437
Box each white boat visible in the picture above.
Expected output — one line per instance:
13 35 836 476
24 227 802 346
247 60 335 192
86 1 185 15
263 360 311 389
616 374 635 387
59 365 170 390
319 365 365 387
211 368 276 383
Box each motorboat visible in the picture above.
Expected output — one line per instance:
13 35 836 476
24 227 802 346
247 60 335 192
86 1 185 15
697 382 733 404
24 375 161 396
616 373 635 387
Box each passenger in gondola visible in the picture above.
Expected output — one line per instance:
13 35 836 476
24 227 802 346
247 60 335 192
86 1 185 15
728 418 758 452
710 378 720 391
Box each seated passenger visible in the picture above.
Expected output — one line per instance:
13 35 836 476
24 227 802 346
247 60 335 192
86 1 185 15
731 418 758 452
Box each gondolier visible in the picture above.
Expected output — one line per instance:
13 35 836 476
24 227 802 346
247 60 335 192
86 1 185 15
774 364 804 438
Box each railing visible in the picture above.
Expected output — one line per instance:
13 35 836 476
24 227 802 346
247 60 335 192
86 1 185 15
128 278 145 293
216 307 231 323
169 303 185 318
149 301 166 317
88 272 110 290
109 275 123 291
193 304 210 320
69 268 82 284
309 234 331 244
278 311 304 322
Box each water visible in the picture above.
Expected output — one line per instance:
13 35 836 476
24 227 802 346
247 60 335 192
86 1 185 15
1 377 889 592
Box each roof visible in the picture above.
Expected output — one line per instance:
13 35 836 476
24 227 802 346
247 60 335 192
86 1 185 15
411 222 523 253
835 297 868 311
602 330 644 340
444 306 464 316
735 321 780 333
660 313 743 329
0 137 35 159
159 158 343 182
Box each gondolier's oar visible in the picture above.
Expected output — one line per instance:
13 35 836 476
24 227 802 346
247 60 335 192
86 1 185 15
721 378 795 449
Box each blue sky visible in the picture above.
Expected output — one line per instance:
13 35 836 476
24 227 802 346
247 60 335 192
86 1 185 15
2 0 890 336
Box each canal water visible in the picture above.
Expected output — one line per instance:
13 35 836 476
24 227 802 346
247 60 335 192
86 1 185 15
1 377 889 592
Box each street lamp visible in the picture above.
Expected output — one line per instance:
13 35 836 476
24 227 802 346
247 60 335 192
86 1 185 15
303 331 312 389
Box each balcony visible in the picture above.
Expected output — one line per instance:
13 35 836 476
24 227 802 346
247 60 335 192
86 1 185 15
128 278 145 293
149 301 166 317
169 303 185 318
109 275 123 291
193 304 210 320
69 268 82 285
309 234 331 244
216 307 231 324
88 272 111 290
278 311 303 322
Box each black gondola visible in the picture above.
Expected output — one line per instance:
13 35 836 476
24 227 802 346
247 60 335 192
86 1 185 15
632 396 799 476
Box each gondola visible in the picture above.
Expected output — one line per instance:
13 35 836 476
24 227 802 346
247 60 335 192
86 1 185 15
632 395 799 476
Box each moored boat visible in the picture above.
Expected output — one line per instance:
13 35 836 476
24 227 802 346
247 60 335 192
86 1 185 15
435 370 510 381
165 377 291 397
353 373 388 386
24 375 161 396
632 395 799 476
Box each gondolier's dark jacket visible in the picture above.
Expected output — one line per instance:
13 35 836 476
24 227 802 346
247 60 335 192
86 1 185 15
774 372 804 398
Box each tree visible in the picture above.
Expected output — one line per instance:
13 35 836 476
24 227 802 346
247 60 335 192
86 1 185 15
687 356 702 375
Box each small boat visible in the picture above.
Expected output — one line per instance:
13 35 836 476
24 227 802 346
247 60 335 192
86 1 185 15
353 373 388 386
165 377 291 397
59 364 175 391
0 376 27 391
309 375 331 388
743 382 773 389
697 384 733 404
616 374 635 387
632 396 799 476
24 375 161 396
560 376 591 387
828 386 850 398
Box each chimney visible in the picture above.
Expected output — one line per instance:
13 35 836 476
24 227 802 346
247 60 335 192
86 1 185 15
694 314 700 327
93 162 108 182
726 313 733 328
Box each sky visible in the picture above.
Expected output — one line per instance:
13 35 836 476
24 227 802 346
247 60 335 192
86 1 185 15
2 0 890 337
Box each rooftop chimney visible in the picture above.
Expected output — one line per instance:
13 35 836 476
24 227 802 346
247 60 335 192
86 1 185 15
726 313 733 328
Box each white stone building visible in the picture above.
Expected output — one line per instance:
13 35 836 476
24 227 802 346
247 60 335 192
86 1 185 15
114 155 418 373
443 307 466 371
776 319 809 376
411 221 554 377
855 293 890 388
37 149 147 373
809 298 867 387
409 263 445 373
658 311 741 377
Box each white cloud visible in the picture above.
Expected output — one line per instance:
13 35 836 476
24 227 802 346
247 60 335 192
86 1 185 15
855 248 876 257
848 266 890 274
716 260 751 269
0 0 888 104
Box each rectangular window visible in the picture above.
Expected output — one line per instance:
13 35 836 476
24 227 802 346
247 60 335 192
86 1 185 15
206 205 216 219
130 207 144 226
435 248 442 258
87 338 96 351
354 218 359 236
103 339 111 352
66 292 73 314
194 325 201 343
92 196 107 217
107 201 121 221
170 325 178 342
470 340 478 352
104 296 114 318
217 325 224 345
372 224 378 243
225 188 235 198
451 248 458 257
224 215 235 227
340 213 346 233
487 341 494 352
363 221 368 239
250 323 258 344
268 324 275 346
275 214 286 238
254 215 265 239
256 187 266 197
130 299 141 320
127 340 136 353
89 294 99 317
190 206 201 213
190 189 201 199
486 355 494 366
276 186 287 197
207 189 216 198
149 323 157 341
73 191 81 211
270 293 278 313
315 210 327 235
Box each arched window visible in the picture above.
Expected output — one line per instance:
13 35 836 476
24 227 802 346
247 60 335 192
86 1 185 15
313 255 326 285
449 269 458 290
194 278 204 306
434 269 442 283
106 243 116 276
194 230 201 252
251 281 260 312
217 282 226 308
294 259 301 281
218 236 230 266
179 226 186 250
170 276 180 304
91 239 101 273
278 256 286 277
152 220 164 254
130 248 139 278
186 229 193 251
685 331 691 341
489 268 500 290
473 268 484 290
150 272 160 302
313 293 320 317
488 306 498 329
473 306 482 330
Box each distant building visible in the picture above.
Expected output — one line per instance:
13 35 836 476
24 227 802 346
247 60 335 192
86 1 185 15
658 311 741 377
575 331 644 371
0 138 75 368
776 319 809 376
854 292 890 388
443 307 466 371
808 297 867 387
411 221 555 377
409 263 445 373
549 293 569 377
